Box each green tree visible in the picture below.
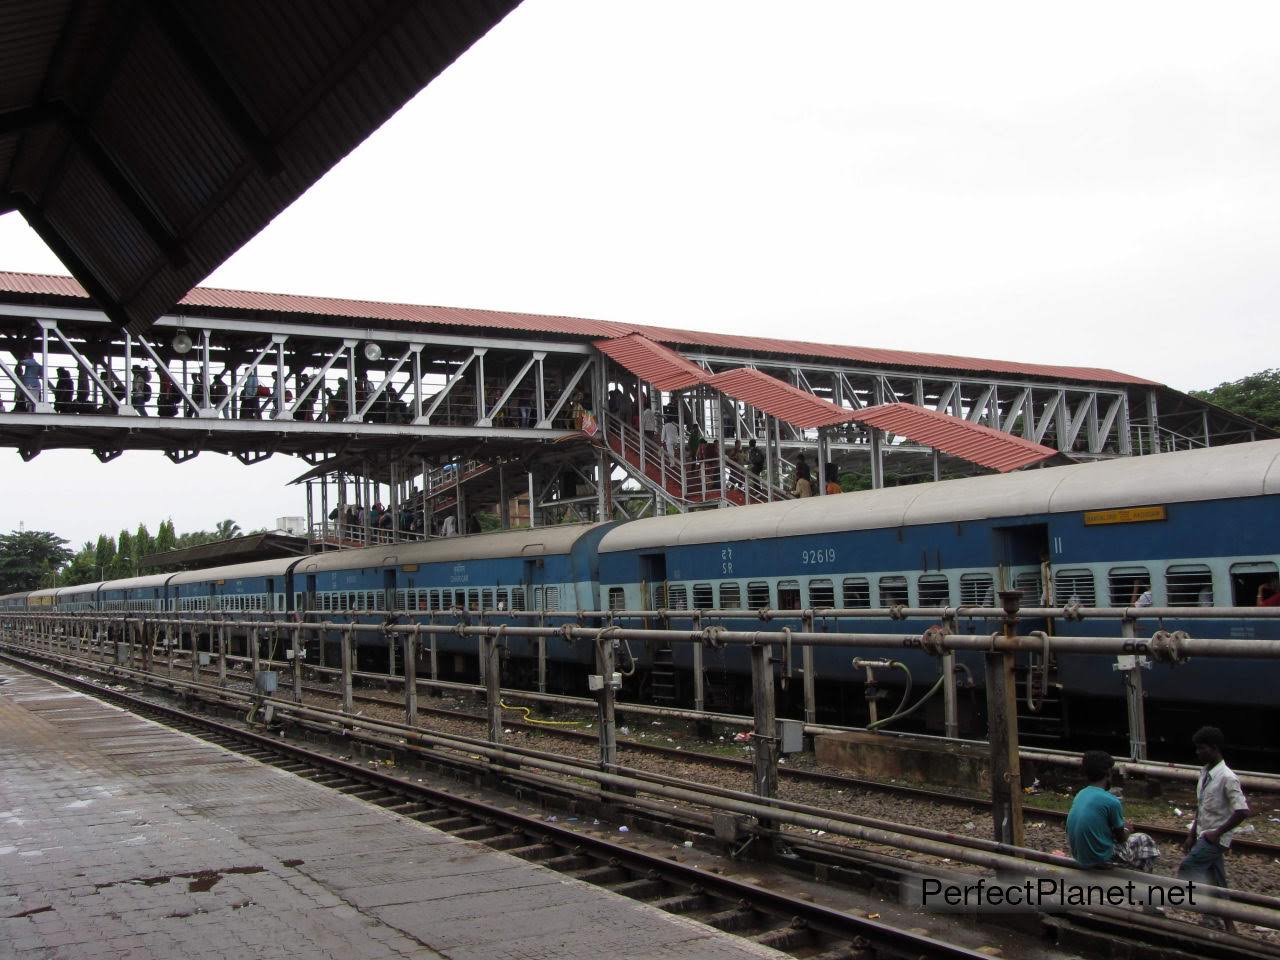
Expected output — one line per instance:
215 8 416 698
154 519 177 555
93 534 116 582
114 529 135 579
214 519 242 540
1190 369 1280 432
60 542 98 586
0 530 72 593
134 523 154 567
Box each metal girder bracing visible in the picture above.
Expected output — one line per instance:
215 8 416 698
538 356 593 429
0 307 589 461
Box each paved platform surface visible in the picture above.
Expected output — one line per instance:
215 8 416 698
0 664 783 960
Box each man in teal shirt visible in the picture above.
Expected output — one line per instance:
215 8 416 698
1067 751 1159 871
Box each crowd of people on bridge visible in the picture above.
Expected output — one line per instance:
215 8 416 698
2 354 586 430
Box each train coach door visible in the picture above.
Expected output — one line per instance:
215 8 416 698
383 569 397 611
639 553 667 612
993 524 1049 601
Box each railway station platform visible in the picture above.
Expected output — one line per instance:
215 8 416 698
0 664 783 960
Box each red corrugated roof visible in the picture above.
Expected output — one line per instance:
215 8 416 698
847 403 1061 473
595 334 710 391
0 270 1158 386
704 368 858 430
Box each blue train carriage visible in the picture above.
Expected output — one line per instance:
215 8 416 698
169 559 298 658
99 574 173 613
596 440 1280 744
0 591 31 611
597 483 1003 720
1036 440 1280 748
56 582 104 613
291 522 616 682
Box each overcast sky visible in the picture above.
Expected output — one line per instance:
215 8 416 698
3 0 1279 548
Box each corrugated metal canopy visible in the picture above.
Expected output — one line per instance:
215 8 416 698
0 0 521 336
704 367 858 430
595 334 709 391
0 270 1157 387
847 402 1063 473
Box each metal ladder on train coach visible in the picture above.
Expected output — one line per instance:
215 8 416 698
1013 660 1067 743
650 644 677 704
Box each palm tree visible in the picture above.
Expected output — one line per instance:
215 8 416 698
214 519 242 540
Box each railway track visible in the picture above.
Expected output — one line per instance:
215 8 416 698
275 671 1280 859
1 650 991 960
6 642 1280 960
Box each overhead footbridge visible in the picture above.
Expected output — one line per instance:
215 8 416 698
0 271 1269 534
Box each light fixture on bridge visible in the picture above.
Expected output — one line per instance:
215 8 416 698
363 341 382 362
171 329 193 354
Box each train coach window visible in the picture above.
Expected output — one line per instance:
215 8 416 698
960 574 995 607
1167 565 1214 606
918 575 950 608
1054 569 1096 606
1014 572 1043 606
454 590 466 610
608 587 626 611
667 585 688 610
879 576 909 606
747 581 771 610
482 589 494 611
1230 561 1278 606
1108 566 1151 606
510 588 526 611
808 579 835 609
842 578 870 608
544 586 560 611
468 589 480 611
692 583 714 609
719 582 742 608
778 581 802 611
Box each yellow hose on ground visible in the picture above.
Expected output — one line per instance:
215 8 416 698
499 701 590 727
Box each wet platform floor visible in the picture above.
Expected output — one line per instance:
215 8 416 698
0 664 784 960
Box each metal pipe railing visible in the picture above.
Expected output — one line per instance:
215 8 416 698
3 634 1278 931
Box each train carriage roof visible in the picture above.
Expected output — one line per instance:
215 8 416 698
294 524 608 576
58 581 105 597
167 558 302 588
28 587 61 600
99 574 176 593
600 439 1280 552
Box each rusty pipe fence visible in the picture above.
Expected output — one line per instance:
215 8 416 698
5 596 1280 840
4 608 1280 932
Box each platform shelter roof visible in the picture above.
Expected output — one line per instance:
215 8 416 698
0 271 1156 388
1 2 520 336
846 403 1065 473
703 367 858 430
595 334 709 391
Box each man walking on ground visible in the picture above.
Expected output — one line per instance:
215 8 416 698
1177 726 1250 932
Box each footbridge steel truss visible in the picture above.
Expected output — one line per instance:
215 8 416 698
0 283 1268 535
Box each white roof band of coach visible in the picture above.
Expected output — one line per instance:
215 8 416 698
291 523 606 576
599 440 1280 553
